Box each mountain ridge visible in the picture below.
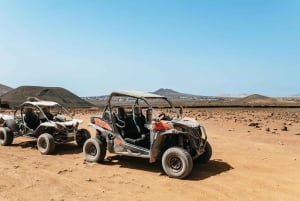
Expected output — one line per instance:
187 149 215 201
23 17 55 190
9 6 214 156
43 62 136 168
0 84 13 96
1 85 94 108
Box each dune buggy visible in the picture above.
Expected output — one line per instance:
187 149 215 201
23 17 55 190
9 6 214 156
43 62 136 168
83 90 212 179
0 99 90 154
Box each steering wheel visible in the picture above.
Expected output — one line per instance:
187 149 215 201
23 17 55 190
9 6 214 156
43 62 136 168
158 112 166 121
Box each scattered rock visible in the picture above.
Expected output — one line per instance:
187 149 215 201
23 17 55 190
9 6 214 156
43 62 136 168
265 128 270 132
281 126 288 131
57 169 68 174
248 122 259 127
57 169 72 174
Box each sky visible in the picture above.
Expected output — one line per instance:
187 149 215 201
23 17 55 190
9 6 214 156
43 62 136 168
0 0 300 97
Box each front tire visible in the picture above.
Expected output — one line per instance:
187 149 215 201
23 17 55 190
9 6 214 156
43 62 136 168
76 128 91 146
195 141 212 164
0 127 14 146
162 147 193 179
83 138 106 163
37 133 55 155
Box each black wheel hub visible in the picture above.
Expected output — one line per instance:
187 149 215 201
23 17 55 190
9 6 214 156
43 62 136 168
170 157 182 171
88 144 97 156
40 139 47 149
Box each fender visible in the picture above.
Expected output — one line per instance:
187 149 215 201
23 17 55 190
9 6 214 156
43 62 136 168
149 129 187 163
89 123 107 133
89 123 115 139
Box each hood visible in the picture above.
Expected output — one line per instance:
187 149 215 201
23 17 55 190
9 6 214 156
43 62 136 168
0 114 14 121
56 119 81 127
172 117 199 128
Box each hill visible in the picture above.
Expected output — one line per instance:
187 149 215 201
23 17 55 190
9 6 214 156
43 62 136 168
153 88 204 98
0 85 94 108
238 94 279 104
153 88 222 101
291 93 300 97
0 84 13 96
228 94 299 107
153 88 186 97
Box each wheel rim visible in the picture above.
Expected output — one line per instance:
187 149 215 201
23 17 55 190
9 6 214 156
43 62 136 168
170 157 182 171
87 143 97 156
39 138 47 149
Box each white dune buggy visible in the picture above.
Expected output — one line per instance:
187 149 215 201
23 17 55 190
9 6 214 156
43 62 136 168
0 100 90 154
83 90 212 179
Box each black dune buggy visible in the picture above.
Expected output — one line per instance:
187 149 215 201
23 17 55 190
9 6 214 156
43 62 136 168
83 90 212 179
0 100 90 154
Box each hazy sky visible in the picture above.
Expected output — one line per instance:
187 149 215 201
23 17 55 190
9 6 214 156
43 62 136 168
0 0 299 97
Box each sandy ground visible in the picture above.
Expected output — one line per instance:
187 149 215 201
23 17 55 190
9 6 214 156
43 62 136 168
1 108 300 201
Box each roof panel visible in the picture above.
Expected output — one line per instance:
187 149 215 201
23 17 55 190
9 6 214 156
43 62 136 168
23 101 59 107
111 90 165 99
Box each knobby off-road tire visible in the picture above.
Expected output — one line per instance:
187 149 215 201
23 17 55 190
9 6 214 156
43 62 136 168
0 127 14 146
83 138 107 163
195 141 212 164
75 128 91 147
162 147 193 179
37 133 55 155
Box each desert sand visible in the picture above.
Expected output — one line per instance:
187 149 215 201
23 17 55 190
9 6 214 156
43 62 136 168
1 108 300 201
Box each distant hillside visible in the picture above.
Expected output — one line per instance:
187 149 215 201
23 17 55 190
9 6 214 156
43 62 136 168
153 88 185 97
152 88 221 100
291 93 300 97
230 94 298 106
0 86 94 108
153 88 203 97
238 94 279 104
0 84 13 96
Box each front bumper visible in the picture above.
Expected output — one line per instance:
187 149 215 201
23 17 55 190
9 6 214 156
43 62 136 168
191 125 208 159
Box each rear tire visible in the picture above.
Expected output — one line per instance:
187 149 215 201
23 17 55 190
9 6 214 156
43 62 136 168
162 147 193 179
75 128 91 146
83 138 106 163
0 127 14 146
195 141 212 164
37 133 55 155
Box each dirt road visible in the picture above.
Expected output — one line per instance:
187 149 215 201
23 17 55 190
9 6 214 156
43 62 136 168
1 108 300 201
